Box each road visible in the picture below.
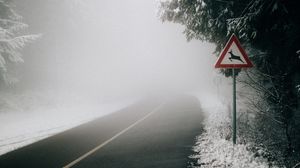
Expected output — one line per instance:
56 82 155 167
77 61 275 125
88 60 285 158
0 95 204 168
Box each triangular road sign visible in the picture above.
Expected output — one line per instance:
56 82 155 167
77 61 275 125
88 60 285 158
215 34 253 68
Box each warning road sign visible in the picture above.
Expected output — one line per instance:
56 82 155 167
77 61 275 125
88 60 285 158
215 34 253 68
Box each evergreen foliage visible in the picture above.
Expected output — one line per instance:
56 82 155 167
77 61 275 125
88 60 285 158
0 0 39 86
159 0 300 166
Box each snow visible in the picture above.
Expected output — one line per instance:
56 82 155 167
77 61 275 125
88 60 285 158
0 91 137 156
190 94 279 168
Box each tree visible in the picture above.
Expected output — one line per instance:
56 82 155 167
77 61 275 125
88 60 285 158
0 0 39 86
159 0 300 166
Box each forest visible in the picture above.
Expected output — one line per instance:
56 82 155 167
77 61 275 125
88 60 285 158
160 0 300 167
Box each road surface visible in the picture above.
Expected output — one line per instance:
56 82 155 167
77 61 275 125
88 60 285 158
0 95 204 168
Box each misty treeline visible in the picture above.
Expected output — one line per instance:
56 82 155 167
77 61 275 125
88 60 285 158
159 0 300 167
0 1 39 86
0 0 85 90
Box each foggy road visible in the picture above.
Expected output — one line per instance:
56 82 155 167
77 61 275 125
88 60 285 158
0 95 204 168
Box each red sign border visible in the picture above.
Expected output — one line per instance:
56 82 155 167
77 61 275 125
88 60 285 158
214 34 253 68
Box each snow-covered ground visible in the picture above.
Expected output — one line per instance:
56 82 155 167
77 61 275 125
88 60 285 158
190 94 278 168
0 91 137 156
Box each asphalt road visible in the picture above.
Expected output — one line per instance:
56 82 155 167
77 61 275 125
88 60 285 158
0 95 204 168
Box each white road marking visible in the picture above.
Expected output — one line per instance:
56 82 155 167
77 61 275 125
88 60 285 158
62 102 165 168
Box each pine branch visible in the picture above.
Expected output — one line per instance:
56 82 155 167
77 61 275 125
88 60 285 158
0 18 27 27
0 34 41 49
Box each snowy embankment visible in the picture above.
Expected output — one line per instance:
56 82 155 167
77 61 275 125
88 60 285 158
190 94 277 168
0 91 136 156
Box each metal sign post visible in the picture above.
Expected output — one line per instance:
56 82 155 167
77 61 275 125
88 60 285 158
214 34 253 145
232 68 237 144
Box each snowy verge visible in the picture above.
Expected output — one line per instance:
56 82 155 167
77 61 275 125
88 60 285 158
0 91 137 156
190 94 277 168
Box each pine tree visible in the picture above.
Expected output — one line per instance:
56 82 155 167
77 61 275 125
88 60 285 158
159 0 300 166
0 0 39 86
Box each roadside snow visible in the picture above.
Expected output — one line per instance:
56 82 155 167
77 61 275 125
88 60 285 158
0 91 137 156
190 94 277 168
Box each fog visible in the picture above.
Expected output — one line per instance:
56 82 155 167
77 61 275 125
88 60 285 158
0 0 229 157
17 0 218 101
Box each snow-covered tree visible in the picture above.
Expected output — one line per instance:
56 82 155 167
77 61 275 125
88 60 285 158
0 0 39 86
159 0 300 166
